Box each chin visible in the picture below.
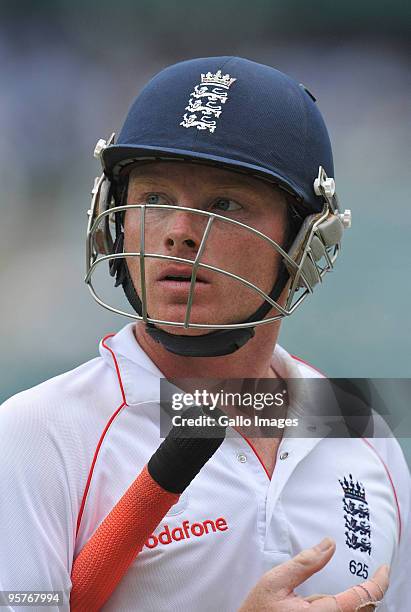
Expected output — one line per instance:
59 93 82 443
153 312 218 335
146 305 254 333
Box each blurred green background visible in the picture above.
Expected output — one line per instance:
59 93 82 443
0 1 410 461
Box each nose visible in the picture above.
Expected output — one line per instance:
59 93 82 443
163 209 203 253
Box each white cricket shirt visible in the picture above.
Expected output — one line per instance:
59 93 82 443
0 323 410 611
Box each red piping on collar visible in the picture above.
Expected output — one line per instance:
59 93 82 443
239 435 271 480
101 333 127 405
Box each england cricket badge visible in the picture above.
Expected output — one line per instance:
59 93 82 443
180 69 237 133
339 473 371 555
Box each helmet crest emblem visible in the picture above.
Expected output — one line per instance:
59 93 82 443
180 70 237 134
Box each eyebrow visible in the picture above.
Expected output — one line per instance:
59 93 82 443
129 173 265 194
129 176 166 186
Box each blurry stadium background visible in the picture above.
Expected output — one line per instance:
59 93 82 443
0 0 410 461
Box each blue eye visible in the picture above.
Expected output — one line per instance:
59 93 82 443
212 198 242 212
146 194 161 205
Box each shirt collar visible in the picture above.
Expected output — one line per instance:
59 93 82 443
99 323 163 405
99 323 324 409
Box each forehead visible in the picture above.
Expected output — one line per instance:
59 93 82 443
127 160 285 200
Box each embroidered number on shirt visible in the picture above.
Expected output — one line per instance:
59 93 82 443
349 560 369 579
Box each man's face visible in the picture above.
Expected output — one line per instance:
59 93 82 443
124 161 287 335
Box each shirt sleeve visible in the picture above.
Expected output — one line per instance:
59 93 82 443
0 393 74 611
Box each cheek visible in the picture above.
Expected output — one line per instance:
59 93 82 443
258 207 287 246
123 211 142 251
123 213 143 291
252 211 287 272
202 214 285 281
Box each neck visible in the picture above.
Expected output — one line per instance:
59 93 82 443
133 321 281 380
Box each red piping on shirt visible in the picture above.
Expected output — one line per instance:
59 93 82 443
291 354 327 378
291 357 403 542
362 438 402 544
76 334 128 537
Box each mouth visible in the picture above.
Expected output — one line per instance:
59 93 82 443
158 265 210 284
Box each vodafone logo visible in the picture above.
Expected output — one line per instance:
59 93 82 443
145 517 228 549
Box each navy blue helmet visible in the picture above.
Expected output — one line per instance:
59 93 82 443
103 56 333 212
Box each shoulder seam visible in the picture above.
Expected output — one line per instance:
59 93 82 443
291 354 327 378
362 438 402 544
75 400 127 537
76 333 129 537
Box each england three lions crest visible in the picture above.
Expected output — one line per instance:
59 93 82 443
339 473 371 555
180 70 237 134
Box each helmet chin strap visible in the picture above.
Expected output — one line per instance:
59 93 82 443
112 243 290 357
145 324 255 357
